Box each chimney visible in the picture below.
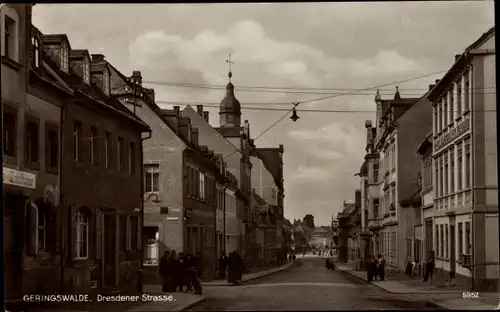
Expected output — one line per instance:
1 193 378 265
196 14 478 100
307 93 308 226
279 144 284 153
131 71 142 85
196 105 203 116
173 106 180 117
203 111 209 123
429 84 435 91
91 54 105 61
355 189 361 207
191 128 199 147
178 117 191 141
435 79 441 84
144 89 155 104
365 120 372 128
455 54 461 61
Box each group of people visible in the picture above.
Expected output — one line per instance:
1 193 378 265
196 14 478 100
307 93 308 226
159 250 203 295
366 254 386 282
218 251 245 284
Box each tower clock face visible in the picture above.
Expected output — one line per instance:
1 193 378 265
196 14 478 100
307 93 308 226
226 115 233 122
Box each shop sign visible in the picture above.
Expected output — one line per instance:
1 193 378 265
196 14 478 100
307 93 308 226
3 167 36 189
435 117 470 151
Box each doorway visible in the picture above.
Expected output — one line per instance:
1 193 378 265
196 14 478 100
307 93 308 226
4 194 25 301
449 223 456 279
102 214 117 289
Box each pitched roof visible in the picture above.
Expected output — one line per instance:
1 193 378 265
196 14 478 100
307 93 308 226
255 147 283 189
39 38 149 131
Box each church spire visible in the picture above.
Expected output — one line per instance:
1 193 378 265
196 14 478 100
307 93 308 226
220 54 241 127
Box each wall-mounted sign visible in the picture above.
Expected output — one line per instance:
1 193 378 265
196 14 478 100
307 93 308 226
166 217 179 221
3 167 36 189
170 208 180 212
435 117 470 151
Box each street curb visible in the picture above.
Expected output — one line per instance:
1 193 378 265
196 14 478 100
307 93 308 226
202 263 295 287
179 296 207 311
334 266 449 310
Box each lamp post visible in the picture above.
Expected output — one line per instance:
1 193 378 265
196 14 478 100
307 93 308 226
138 193 162 292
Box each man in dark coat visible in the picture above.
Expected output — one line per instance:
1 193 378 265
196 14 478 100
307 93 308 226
227 252 237 284
194 252 203 279
159 251 171 292
219 253 228 278
169 250 182 292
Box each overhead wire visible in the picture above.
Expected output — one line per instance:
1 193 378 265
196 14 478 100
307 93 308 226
253 69 451 140
142 80 495 93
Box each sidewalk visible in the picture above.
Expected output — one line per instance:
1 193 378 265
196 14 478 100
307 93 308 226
202 262 294 286
335 262 499 310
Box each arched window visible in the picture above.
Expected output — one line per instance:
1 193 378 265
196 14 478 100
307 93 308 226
75 208 89 259
31 36 40 68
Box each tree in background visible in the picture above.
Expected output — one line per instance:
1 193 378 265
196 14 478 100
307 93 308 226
303 214 315 229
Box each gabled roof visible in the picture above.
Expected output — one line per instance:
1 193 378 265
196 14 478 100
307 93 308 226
255 147 283 189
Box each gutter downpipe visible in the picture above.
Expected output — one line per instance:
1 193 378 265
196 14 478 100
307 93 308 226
223 183 230 256
59 99 66 293
469 61 475 291
139 130 152 293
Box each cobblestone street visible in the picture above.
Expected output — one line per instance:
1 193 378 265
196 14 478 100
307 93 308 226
190 258 439 310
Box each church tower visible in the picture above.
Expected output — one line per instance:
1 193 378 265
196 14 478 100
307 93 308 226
219 55 241 127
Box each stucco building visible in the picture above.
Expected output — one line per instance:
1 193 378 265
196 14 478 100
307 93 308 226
374 87 421 270
110 70 223 280
428 27 497 291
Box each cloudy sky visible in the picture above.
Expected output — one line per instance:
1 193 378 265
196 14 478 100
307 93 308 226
33 2 493 226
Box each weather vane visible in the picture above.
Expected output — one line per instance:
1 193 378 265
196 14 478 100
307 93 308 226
226 54 234 82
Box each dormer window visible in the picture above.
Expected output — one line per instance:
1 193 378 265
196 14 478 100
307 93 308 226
102 69 110 95
82 56 90 84
60 41 69 72
31 36 40 68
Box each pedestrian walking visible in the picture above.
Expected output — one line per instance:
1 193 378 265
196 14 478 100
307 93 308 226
423 250 435 283
233 251 244 282
227 251 237 284
289 254 292 263
169 250 183 292
405 257 414 278
194 252 203 279
366 255 377 282
185 252 203 295
292 254 296 262
159 251 171 292
218 253 228 278
377 254 385 281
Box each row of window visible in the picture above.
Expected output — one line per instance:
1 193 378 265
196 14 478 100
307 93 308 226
3 107 59 172
381 144 396 175
434 221 471 260
30 204 140 260
433 71 471 135
186 165 216 204
72 121 137 175
434 138 471 199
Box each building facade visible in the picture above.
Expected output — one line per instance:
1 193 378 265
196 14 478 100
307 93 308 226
417 132 434 271
39 34 150 293
182 105 246 257
2 4 64 302
428 27 497 291
375 88 420 270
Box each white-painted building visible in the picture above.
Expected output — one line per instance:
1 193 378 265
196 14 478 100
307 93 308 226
428 27 497 291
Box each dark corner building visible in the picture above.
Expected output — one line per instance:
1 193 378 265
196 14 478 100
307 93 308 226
2 5 151 307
